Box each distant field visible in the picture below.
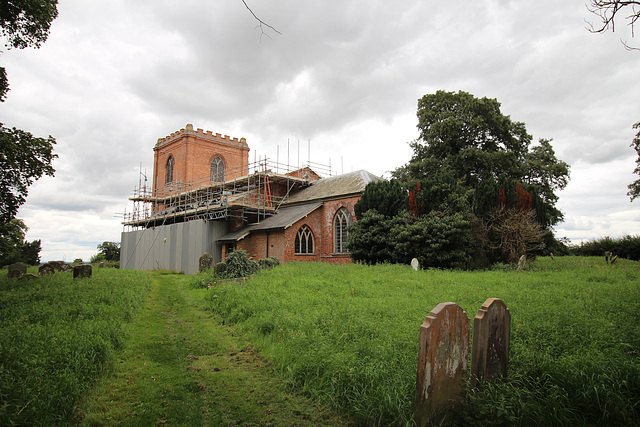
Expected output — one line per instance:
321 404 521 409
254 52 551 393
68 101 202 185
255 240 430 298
0 268 151 426
203 257 640 426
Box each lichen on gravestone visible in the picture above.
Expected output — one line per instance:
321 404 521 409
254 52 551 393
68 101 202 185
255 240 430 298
415 302 470 426
471 298 511 387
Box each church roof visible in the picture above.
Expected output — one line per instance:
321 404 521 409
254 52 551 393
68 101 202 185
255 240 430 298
218 202 322 242
283 169 381 206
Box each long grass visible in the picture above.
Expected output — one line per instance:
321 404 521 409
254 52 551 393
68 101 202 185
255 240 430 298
0 268 151 426
203 257 640 426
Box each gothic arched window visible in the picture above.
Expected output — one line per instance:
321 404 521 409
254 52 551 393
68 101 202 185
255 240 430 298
295 225 315 254
211 156 225 182
165 156 174 184
333 207 353 254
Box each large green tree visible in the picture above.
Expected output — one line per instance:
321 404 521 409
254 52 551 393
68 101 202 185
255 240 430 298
396 90 569 227
0 124 56 223
350 91 570 268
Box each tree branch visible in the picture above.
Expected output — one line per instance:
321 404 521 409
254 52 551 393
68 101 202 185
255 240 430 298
586 0 640 49
241 0 281 40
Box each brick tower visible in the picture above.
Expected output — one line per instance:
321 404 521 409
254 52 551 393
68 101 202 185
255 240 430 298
152 124 250 197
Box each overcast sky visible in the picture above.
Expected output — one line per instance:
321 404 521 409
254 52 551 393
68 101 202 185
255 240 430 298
1 0 639 262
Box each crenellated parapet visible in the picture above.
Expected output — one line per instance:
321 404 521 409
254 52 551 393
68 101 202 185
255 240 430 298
154 123 248 150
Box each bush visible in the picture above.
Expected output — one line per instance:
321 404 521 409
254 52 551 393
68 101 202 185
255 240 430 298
216 250 258 279
258 257 280 270
571 235 640 260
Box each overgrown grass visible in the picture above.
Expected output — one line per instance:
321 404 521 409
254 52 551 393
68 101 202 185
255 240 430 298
0 268 151 426
202 257 640 426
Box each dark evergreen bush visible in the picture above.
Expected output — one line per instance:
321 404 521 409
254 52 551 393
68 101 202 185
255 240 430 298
258 257 280 269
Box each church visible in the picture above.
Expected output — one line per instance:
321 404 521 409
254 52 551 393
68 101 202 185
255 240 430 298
120 124 380 274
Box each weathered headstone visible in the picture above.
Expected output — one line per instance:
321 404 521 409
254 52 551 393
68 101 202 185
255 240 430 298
415 302 470 426
59 263 72 272
20 273 38 280
39 263 55 276
517 254 526 271
48 261 65 271
73 264 92 279
199 253 213 272
7 262 28 279
470 298 511 387
411 258 420 271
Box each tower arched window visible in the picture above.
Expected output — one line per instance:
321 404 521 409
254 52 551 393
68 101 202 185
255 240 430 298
333 207 353 254
211 156 225 182
165 156 174 184
295 225 314 254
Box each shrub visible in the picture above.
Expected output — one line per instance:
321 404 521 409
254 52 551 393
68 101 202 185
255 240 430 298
216 250 258 278
571 235 640 260
258 257 280 270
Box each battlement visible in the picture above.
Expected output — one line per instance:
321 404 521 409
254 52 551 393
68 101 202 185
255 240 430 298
155 124 248 149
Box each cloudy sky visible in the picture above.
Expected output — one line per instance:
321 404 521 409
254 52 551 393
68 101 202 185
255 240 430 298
1 0 639 262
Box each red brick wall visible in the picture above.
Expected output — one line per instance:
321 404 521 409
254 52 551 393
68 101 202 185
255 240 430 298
152 125 249 196
229 197 360 265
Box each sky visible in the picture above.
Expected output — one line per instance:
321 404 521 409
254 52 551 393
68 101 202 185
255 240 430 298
1 0 639 262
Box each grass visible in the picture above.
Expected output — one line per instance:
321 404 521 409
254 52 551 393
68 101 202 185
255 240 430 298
203 257 640 426
76 273 350 426
0 268 151 426
3 257 638 425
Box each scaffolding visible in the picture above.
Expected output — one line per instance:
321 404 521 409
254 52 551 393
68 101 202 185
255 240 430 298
121 158 333 231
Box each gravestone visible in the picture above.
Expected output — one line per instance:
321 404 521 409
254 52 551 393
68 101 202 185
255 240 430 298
48 261 65 271
73 264 92 279
415 302 470 426
411 258 420 271
470 298 511 387
39 263 55 276
7 262 28 279
59 263 72 272
199 253 213 272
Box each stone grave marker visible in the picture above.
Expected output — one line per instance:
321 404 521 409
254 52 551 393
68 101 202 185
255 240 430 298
39 263 55 276
415 302 470 426
199 253 213 272
7 262 28 279
73 264 92 279
470 298 511 387
411 258 420 271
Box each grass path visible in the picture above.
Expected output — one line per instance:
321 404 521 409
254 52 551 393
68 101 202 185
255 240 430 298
75 273 350 426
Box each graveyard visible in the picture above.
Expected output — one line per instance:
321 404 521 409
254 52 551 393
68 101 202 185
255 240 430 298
1 256 639 426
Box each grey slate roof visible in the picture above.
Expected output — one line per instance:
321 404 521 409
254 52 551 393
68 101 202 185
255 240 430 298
283 170 381 206
218 202 322 242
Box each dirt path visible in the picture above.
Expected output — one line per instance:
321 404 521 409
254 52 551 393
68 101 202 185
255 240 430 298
75 273 350 426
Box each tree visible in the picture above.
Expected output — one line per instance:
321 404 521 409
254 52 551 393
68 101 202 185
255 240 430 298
587 0 640 50
0 218 41 266
397 90 569 228
0 124 57 223
627 122 640 200
0 0 59 99
353 179 407 220
97 241 121 262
